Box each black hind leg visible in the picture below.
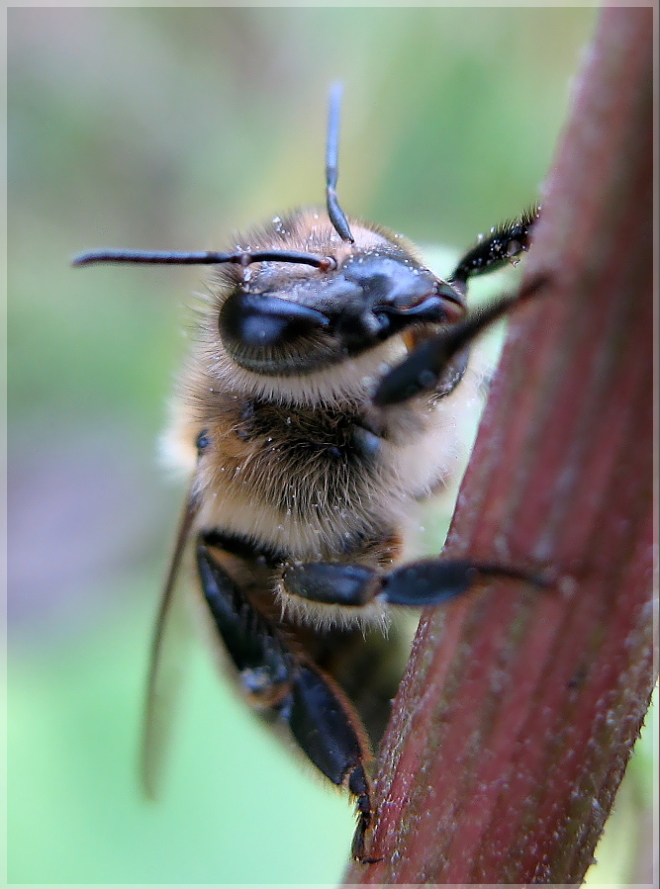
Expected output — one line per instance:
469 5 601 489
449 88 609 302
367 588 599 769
197 540 378 861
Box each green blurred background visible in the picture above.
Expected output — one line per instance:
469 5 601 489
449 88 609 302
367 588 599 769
7 6 654 885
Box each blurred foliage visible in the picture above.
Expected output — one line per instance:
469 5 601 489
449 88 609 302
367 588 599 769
9 7 652 886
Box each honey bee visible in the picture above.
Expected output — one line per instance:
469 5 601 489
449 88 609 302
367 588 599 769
73 85 541 862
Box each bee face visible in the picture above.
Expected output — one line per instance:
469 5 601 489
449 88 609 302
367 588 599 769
216 213 466 376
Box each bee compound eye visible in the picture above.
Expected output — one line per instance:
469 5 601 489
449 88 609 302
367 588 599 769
219 292 330 350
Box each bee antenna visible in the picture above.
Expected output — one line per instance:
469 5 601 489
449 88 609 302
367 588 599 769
71 248 336 271
325 82 354 244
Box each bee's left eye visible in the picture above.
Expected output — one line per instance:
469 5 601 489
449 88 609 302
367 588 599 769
220 291 330 350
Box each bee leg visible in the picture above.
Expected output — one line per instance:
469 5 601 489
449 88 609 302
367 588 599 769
197 541 377 861
373 207 542 408
283 662 378 862
197 541 293 703
374 272 548 407
284 559 544 609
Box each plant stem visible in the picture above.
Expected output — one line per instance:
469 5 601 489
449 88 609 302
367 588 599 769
344 6 655 883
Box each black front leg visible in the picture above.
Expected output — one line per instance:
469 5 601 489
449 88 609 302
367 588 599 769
374 206 543 407
374 274 548 407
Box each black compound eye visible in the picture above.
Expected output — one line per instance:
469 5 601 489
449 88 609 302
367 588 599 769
220 291 329 350
218 288 340 375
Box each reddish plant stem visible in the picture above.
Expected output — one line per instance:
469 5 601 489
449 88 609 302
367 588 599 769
344 6 655 884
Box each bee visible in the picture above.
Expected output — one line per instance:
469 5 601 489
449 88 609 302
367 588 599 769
73 85 541 862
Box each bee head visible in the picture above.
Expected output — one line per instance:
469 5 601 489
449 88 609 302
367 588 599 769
217 217 466 376
72 84 465 383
